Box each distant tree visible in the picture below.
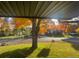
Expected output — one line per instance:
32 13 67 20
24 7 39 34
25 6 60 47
76 27 79 33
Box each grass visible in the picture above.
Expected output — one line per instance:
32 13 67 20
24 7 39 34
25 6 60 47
0 35 25 39
0 42 79 58
47 34 72 38
63 34 72 38
0 34 73 39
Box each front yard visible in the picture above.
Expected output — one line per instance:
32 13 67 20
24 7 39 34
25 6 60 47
0 41 79 58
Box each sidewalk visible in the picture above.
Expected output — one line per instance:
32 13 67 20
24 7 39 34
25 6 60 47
38 37 68 41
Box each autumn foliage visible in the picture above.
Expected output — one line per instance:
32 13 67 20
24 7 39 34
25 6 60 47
14 18 32 29
0 18 73 35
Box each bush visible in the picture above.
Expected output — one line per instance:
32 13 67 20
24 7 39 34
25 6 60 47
47 30 64 37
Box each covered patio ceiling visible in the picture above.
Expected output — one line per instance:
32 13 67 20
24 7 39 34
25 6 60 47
0 1 79 19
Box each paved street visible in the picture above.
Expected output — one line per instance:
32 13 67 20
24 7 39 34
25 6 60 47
0 36 79 46
0 37 69 46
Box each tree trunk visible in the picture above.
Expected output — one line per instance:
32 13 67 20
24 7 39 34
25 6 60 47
31 18 41 48
32 18 37 48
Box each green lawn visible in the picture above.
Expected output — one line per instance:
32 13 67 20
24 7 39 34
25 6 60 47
0 35 25 39
0 41 79 58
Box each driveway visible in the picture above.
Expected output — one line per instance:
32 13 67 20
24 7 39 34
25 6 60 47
63 37 79 44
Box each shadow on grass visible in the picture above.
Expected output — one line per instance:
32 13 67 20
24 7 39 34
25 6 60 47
37 48 50 58
62 37 79 51
0 47 36 58
72 44 79 50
